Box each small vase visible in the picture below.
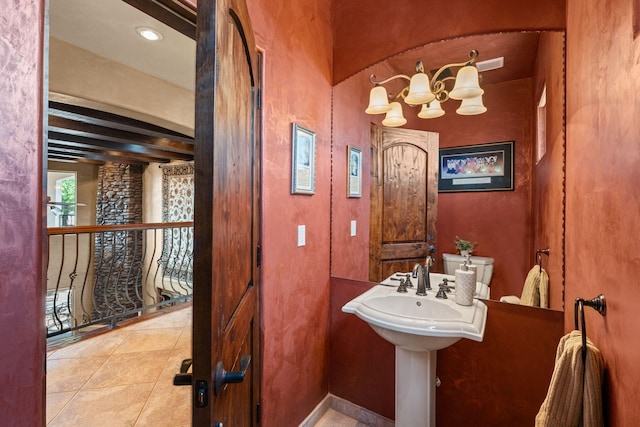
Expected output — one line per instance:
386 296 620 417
460 250 470 257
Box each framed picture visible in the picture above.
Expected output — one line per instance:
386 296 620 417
291 123 316 195
438 141 514 192
347 146 362 198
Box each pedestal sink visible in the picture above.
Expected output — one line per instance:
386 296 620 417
342 273 488 427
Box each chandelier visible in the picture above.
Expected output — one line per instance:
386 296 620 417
365 50 486 127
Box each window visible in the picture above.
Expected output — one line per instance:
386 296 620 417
47 171 77 227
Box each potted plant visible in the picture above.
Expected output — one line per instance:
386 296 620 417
454 236 476 257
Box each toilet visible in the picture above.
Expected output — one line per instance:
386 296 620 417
443 253 494 286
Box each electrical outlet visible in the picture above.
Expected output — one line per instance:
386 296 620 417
350 220 357 237
297 225 306 247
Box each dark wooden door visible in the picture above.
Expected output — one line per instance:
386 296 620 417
192 0 260 425
369 125 438 282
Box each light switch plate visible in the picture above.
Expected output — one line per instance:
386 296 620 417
297 225 306 247
350 220 357 237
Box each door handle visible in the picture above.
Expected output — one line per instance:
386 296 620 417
213 354 251 395
173 358 193 386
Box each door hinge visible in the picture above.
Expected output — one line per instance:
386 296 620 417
256 88 262 110
256 402 261 424
257 245 261 267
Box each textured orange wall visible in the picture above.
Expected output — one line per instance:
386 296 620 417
330 277 564 425
0 1 46 426
565 0 640 424
332 0 566 83
532 32 566 311
245 1 334 425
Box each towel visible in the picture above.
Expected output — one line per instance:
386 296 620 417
535 330 604 427
519 265 549 308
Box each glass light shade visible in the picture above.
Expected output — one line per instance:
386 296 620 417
418 100 445 119
365 86 392 114
456 95 487 115
382 102 407 127
449 66 483 100
404 73 435 105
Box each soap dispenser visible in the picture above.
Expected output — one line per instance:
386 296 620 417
455 261 475 306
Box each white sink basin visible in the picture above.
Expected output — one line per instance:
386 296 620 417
342 273 488 351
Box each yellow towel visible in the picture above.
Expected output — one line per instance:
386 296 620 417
535 330 604 427
520 265 549 308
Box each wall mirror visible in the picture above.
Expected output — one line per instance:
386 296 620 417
330 31 566 312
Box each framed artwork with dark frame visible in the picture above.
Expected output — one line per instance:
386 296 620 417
438 141 514 192
347 146 362 198
291 123 316 195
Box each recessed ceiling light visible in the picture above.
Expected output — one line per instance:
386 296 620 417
135 26 163 42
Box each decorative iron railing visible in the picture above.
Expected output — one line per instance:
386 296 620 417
46 222 193 339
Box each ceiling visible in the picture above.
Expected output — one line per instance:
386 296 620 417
387 32 542 87
50 0 195 90
47 0 549 165
48 0 195 165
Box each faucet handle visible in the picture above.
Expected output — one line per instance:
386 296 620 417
396 277 409 293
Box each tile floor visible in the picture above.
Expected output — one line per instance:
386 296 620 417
46 305 192 426
313 409 370 427
46 305 363 426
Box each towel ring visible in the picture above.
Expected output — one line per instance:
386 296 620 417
536 248 550 273
574 294 606 363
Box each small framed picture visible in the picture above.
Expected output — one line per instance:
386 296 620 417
347 145 362 198
291 123 316 195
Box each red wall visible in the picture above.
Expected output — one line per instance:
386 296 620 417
330 277 564 425
565 0 640 424
532 32 566 310
332 0 566 83
246 1 334 425
0 1 46 426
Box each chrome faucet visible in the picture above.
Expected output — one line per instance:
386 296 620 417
412 263 427 296
412 256 435 296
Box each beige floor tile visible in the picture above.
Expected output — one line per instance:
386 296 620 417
83 349 173 389
47 356 109 393
174 325 192 349
48 383 154 427
314 409 360 427
157 349 192 384
113 328 184 354
129 307 191 331
48 330 131 359
134 380 191 426
46 391 76 424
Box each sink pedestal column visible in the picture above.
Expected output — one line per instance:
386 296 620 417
396 347 437 427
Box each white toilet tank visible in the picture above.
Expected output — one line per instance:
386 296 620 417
442 253 494 286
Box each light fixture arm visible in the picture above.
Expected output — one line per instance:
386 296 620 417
430 49 479 84
369 73 411 86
